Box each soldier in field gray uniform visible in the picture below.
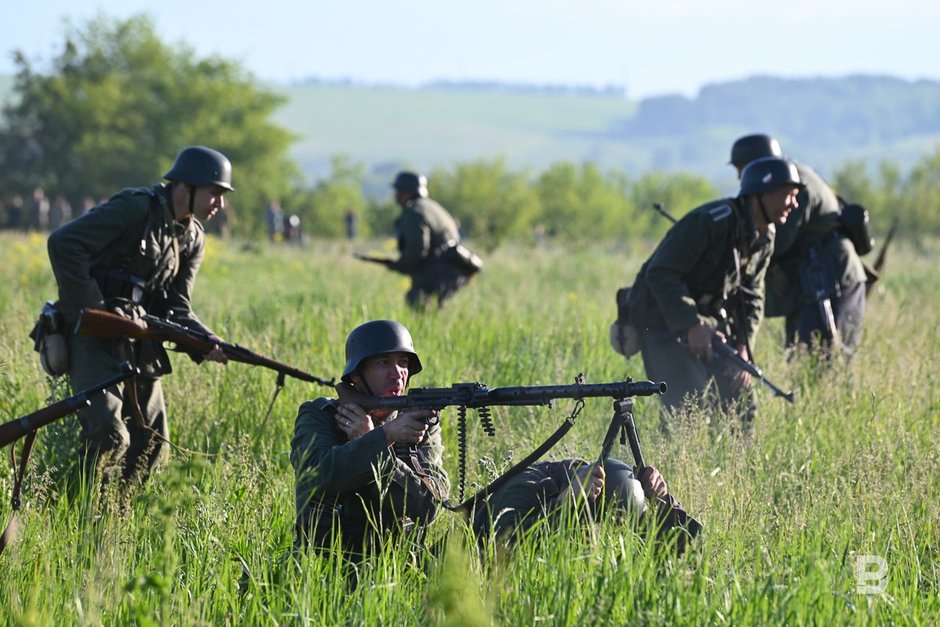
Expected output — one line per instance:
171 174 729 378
624 157 803 426
47 146 232 494
389 171 477 309
291 320 449 559
729 134 868 359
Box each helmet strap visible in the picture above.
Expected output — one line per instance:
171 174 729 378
757 195 773 226
187 185 196 216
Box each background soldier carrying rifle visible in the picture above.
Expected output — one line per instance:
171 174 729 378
46 146 232 499
365 171 480 309
729 134 869 359
621 157 803 428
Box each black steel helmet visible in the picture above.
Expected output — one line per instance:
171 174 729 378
729 134 782 167
164 146 234 191
392 171 428 198
739 157 803 196
341 320 423 382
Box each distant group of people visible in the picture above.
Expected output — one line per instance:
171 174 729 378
19 131 872 574
0 187 88 232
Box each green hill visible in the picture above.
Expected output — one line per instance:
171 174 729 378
272 75 940 187
4 73 939 187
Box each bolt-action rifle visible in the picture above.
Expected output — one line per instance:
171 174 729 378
651 202 679 224
711 337 795 403
1 362 138 556
353 252 395 268
0 362 138 449
800 245 842 353
76 308 334 388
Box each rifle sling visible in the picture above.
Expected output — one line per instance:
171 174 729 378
1 430 37 556
446 414 578 516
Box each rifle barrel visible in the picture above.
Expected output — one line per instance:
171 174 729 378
0 362 137 448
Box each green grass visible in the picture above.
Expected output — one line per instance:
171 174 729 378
0 231 937 624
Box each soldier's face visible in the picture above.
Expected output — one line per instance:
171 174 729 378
356 352 410 397
763 186 800 225
191 185 228 221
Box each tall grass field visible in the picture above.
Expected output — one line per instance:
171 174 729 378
0 232 937 625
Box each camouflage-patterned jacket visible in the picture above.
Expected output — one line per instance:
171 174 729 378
47 183 211 333
627 196 772 348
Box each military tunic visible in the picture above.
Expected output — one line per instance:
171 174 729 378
291 397 449 557
764 163 867 355
471 458 645 545
390 196 468 308
627 197 772 422
47 183 213 485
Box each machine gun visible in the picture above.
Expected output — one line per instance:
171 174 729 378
1 362 138 556
336 376 667 511
599 397 702 554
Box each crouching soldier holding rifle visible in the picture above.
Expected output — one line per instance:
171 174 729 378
621 157 802 429
46 146 233 502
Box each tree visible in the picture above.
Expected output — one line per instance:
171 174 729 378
289 155 368 238
0 14 297 236
428 158 539 249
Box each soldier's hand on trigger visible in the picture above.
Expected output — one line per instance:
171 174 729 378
379 409 436 446
637 466 668 499
204 338 229 364
728 343 752 392
687 322 716 360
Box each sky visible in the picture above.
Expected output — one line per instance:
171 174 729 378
3 0 939 99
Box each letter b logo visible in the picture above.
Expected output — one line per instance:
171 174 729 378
855 555 887 595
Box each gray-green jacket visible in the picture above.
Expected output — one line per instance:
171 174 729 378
628 196 772 348
291 397 449 551
390 197 462 274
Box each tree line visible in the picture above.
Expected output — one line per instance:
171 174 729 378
1 14 937 247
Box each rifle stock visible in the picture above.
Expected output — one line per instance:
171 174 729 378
335 378 666 414
77 308 334 388
0 362 138 448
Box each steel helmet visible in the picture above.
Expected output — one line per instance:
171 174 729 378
739 157 803 196
392 171 428 198
163 146 234 191
341 320 423 382
730 134 782 167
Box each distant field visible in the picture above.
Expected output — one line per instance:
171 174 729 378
272 83 648 180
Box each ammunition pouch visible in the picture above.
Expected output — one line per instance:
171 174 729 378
28 301 69 377
90 267 168 312
838 199 874 256
609 287 641 358
438 241 483 276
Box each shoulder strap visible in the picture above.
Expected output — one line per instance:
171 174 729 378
0 430 38 556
